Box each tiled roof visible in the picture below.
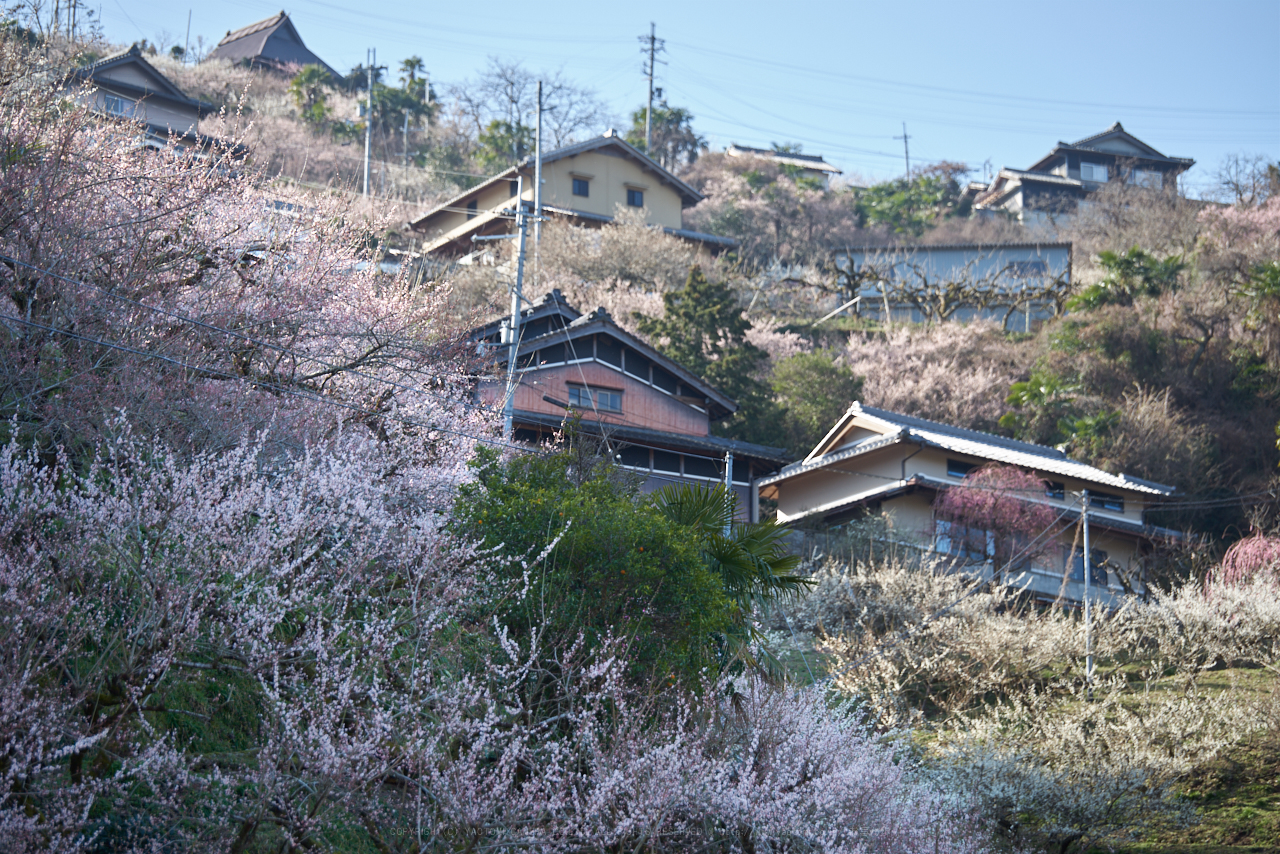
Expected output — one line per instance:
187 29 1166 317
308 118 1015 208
514 409 791 463
998 168 1084 187
218 11 286 45
840 240 1072 254
726 144 842 174
785 402 1174 496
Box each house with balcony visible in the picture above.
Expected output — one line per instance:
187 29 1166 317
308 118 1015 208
409 131 735 259
967 123 1194 225
757 402 1180 605
475 290 788 520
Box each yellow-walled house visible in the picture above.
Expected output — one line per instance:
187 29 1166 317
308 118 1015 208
757 402 1181 606
408 131 734 257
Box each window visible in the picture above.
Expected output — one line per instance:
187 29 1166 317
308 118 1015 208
465 199 478 220
946 459 978 479
1080 162 1109 183
1129 169 1162 190
572 177 589 197
1067 547 1109 585
568 385 622 413
1008 260 1048 278
626 188 644 207
1045 481 1065 501
617 446 650 469
936 519 993 561
509 180 519 197
104 94 134 117
1088 491 1124 513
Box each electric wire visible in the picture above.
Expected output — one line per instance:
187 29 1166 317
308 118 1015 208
817 497 1084 686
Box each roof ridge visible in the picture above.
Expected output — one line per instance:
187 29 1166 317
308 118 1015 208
219 11 287 46
855 403 1066 459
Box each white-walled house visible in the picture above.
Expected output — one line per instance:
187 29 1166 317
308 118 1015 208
758 402 1180 605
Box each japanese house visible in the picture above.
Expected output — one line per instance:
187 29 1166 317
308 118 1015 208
966 123 1194 225
725 143 843 187
67 45 244 158
757 402 1179 605
475 291 789 520
205 11 339 78
409 131 735 259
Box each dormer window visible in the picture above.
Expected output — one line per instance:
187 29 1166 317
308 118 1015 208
1080 162 1108 183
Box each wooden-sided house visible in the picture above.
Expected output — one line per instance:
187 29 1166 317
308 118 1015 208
967 123 1194 225
67 45 244 158
475 291 789 520
757 402 1179 605
409 131 735 259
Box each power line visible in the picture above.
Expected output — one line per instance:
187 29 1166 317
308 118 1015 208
667 40 1276 119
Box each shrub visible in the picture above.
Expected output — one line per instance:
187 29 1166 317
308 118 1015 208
453 445 736 682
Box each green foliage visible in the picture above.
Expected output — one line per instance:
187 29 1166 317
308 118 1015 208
625 103 706 169
1060 409 1122 460
453 445 735 682
770 351 864 455
476 119 532 172
288 64 333 128
1069 246 1186 310
635 266 781 448
854 172 967 236
999 368 1080 445
650 483 807 609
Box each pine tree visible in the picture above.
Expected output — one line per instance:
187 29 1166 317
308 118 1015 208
636 266 784 447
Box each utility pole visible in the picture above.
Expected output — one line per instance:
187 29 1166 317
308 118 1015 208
183 10 191 64
723 451 734 536
363 48 375 199
1082 489 1093 701
534 80 543 283
502 176 529 441
894 121 911 179
639 23 665 154
403 108 410 170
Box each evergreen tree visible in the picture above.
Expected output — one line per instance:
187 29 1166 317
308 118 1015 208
636 266 784 447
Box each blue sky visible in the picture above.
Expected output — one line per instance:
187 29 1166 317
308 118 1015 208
101 0 1278 194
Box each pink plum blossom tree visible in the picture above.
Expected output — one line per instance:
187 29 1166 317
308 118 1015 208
932 463 1062 573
